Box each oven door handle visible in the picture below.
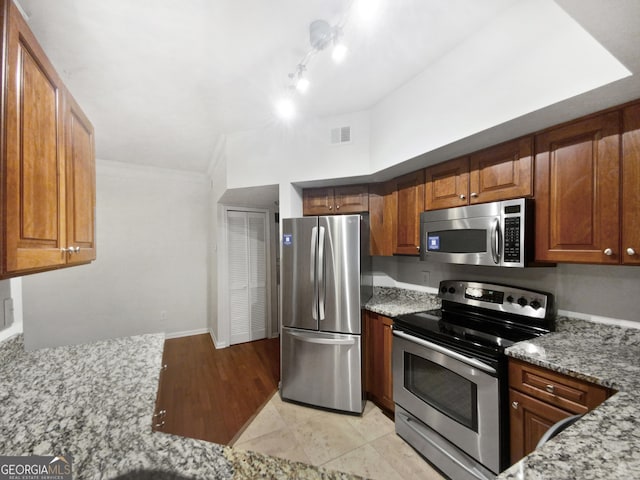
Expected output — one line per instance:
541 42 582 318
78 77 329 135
393 330 497 375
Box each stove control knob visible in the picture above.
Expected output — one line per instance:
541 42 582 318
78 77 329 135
440 286 448 294
448 287 456 294
517 297 528 307
530 300 542 310
506 295 514 303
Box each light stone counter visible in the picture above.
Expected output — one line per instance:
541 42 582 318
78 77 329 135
499 317 640 479
0 334 360 479
364 287 440 317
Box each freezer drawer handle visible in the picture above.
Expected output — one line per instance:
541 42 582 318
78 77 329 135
289 331 355 346
393 330 496 375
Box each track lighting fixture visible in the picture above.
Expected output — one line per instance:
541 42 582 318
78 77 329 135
275 0 381 120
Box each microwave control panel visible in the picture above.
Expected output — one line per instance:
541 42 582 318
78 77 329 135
503 217 521 262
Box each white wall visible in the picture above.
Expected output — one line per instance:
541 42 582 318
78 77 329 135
225 110 371 189
0 278 23 342
208 139 227 347
373 256 640 324
369 0 630 173
22 160 210 350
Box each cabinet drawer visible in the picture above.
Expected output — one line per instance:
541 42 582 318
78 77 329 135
509 359 609 415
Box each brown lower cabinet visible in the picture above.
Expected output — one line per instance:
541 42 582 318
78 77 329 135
363 310 394 414
508 358 612 464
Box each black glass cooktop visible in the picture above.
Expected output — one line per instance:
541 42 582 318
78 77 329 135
394 304 548 357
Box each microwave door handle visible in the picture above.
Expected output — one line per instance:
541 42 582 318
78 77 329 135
491 218 500 264
311 226 318 321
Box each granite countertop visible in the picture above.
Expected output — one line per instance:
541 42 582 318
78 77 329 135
499 317 640 479
0 334 360 479
364 287 440 317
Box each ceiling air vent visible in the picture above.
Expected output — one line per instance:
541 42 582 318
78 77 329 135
330 126 351 145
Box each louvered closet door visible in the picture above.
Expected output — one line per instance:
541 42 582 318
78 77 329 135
227 210 267 345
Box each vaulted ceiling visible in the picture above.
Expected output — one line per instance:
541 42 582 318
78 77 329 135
17 0 640 173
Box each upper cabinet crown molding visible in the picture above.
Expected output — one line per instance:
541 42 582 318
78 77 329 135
1 0 96 278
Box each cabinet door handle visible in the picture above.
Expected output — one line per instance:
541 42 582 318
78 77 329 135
459 194 466 200
154 421 165 428
328 205 333 210
153 409 166 418
511 401 519 410
470 192 478 198
161 364 168 371
603 248 613 256
627 248 636 256
545 384 555 394
336 205 340 210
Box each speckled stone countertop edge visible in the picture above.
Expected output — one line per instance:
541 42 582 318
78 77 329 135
499 316 640 479
363 286 440 318
0 332 365 480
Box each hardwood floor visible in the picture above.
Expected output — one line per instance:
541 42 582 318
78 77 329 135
154 334 280 445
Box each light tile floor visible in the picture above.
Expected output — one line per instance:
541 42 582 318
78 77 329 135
232 393 444 480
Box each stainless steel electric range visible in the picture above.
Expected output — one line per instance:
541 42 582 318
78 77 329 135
393 280 555 480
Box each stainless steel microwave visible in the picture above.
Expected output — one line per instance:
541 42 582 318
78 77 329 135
420 198 533 268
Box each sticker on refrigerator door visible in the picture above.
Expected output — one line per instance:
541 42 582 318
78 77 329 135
283 234 293 246
428 235 440 251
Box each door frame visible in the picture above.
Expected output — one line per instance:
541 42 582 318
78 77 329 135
218 205 275 348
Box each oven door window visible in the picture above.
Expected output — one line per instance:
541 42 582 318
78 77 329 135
427 229 486 253
404 352 478 431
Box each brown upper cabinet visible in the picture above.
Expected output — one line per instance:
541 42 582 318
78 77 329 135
424 156 469 210
622 103 640 265
64 92 97 265
302 185 369 216
425 137 533 210
1 0 96 278
394 170 424 255
534 112 620 264
368 182 396 256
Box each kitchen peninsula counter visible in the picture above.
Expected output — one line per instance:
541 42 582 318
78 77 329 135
499 317 640 479
0 334 358 479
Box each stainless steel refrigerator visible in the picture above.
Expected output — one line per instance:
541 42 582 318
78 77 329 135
280 214 371 414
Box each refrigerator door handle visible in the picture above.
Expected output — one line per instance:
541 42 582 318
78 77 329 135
318 225 326 321
311 226 318 321
288 330 355 346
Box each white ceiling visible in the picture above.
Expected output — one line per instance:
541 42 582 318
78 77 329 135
16 0 640 176
19 0 520 172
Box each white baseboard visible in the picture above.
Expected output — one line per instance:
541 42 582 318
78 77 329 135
209 328 229 349
164 328 209 339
